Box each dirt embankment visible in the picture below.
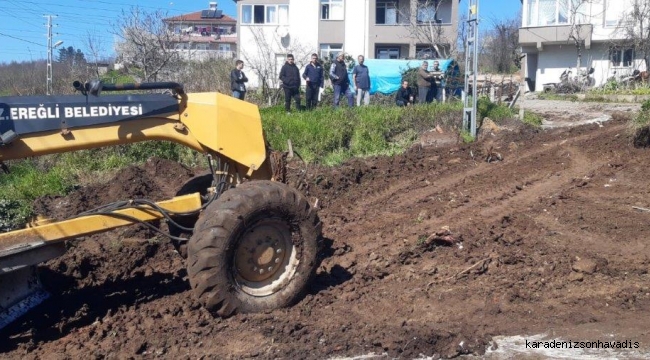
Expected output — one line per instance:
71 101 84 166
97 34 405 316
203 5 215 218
3 109 650 359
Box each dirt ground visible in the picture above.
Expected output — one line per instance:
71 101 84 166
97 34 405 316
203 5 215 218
3 101 650 359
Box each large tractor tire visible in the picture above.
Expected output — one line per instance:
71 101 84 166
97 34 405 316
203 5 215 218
187 180 321 317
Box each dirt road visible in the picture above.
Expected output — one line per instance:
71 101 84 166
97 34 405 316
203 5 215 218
2 102 650 359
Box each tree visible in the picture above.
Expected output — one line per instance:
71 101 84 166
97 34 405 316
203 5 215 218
240 27 312 105
482 17 520 73
113 7 181 82
400 0 457 59
57 46 86 66
620 0 650 70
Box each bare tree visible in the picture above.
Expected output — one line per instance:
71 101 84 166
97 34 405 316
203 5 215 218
620 0 650 70
567 0 607 72
482 16 520 73
241 27 312 105
400 0 456 58
85 30 107 79
113 7 181 82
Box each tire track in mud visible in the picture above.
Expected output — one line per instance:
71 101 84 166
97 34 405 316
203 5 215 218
343 124 623 235
355 123 625 214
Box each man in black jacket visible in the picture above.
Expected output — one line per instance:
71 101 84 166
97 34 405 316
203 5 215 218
329 52 354 108
395 80 414 107
302 53 324 110
230 59 248 100
279 54 302 113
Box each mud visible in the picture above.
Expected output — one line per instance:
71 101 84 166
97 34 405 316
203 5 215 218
3 105 650 359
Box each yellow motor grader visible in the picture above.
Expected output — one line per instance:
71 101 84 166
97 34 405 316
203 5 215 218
0 81 322 329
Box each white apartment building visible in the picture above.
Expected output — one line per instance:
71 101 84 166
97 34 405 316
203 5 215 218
234 0 459 87
519 0 646 92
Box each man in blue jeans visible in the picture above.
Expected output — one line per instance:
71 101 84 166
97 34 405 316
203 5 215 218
230 60 248 100
329 52 354 108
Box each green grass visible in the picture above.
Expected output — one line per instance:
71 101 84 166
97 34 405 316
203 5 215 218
261 102 464 164
523 111 544 127
0 161 74 231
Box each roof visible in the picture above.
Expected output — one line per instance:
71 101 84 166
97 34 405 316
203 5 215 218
164 11 236 23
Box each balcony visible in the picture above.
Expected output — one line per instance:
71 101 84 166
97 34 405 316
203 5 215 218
174 50 235 61
519 24 592 51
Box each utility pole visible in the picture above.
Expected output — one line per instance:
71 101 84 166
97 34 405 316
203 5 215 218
462 0 479 138
45 15 57 96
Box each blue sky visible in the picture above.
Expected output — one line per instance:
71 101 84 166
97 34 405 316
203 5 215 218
0 0 521 64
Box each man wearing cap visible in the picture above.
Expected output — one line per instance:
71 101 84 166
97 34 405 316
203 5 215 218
329 52 354 108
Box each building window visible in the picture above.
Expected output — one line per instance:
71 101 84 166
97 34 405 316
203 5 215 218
196 43 209 50
241 4 289 25
415 45 438 59
417 0 439 23
321 0 344 20
525 0 573 27
377 0 398 25
320 43 343 60
219 43 231 51
605 0 625 27
376 46 400 59
279 5 289 24
610 47 634 67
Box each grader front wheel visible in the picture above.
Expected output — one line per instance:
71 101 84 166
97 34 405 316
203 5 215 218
187 181 321 317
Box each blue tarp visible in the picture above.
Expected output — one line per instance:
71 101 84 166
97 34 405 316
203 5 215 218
348 59 459 95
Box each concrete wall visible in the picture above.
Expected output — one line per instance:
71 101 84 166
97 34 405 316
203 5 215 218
521 0 632 43
344 0 368 58
529 42 647 92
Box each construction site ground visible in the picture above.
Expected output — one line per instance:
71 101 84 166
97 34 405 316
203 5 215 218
2 100 650 359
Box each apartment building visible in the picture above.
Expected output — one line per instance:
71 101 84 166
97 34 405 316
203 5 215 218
234 0 459 87
519 0 645 91
164 2 238 61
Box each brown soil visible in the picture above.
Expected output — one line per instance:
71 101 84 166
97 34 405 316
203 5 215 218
3 115 650 359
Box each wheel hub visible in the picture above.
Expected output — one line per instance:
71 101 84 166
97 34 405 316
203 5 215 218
234 222 291 285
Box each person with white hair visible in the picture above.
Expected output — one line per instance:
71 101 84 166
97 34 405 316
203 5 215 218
329 52 354 108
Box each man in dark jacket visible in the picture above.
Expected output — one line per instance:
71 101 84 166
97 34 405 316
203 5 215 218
279 54 302 113
230 59 248 100
329 52 354 108
395 80 414 107
302 53 324 110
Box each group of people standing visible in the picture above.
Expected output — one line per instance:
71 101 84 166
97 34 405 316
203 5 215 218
279 52 372 113
395 60 443 107
230 54 442 111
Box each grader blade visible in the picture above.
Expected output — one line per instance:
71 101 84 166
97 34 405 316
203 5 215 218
0 266 49 330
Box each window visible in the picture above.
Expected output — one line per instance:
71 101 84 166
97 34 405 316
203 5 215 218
320 44 343 60
605 0 625 27
525 0 576 27
279 5 289 24
254 5 265 23
241 4 289 25
175 43 190 50
321 0 344 20
376 46 400 59
377 0 398 25
415 45 438 59
195 43 209 50
610 47 634 67
417 0 438 23
242 5 252 24
219 43 231 51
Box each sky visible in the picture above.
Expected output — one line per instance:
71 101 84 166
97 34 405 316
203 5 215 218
0 0 521 64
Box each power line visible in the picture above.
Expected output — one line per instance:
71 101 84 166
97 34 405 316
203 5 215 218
0 31 46 47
